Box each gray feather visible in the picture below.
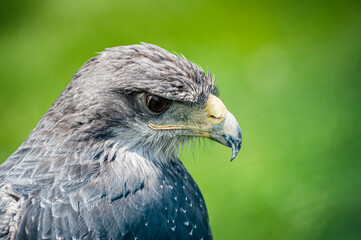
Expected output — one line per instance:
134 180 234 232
0 43 214 240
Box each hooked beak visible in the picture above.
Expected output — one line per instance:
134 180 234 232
148 94 242 161
204 94 242 161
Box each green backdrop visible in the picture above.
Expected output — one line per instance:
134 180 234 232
1 0 361 239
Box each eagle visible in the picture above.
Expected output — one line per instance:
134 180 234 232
0 43 242 240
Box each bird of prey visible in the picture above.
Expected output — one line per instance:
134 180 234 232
0 43 242 240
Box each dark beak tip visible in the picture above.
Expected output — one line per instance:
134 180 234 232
230 128 242 162
230 139 242 162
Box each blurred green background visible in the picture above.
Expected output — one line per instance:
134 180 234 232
1 0 361 239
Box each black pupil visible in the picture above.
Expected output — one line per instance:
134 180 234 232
146 95 170 113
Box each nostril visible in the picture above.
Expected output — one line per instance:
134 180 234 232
206 94 227 124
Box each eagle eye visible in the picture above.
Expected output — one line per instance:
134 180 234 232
146 95 171 113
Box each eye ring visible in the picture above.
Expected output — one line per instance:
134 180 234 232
145 95 171 113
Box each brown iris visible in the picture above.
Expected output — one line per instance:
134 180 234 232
146 95 171 113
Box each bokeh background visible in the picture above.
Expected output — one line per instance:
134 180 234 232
1 0 361 239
